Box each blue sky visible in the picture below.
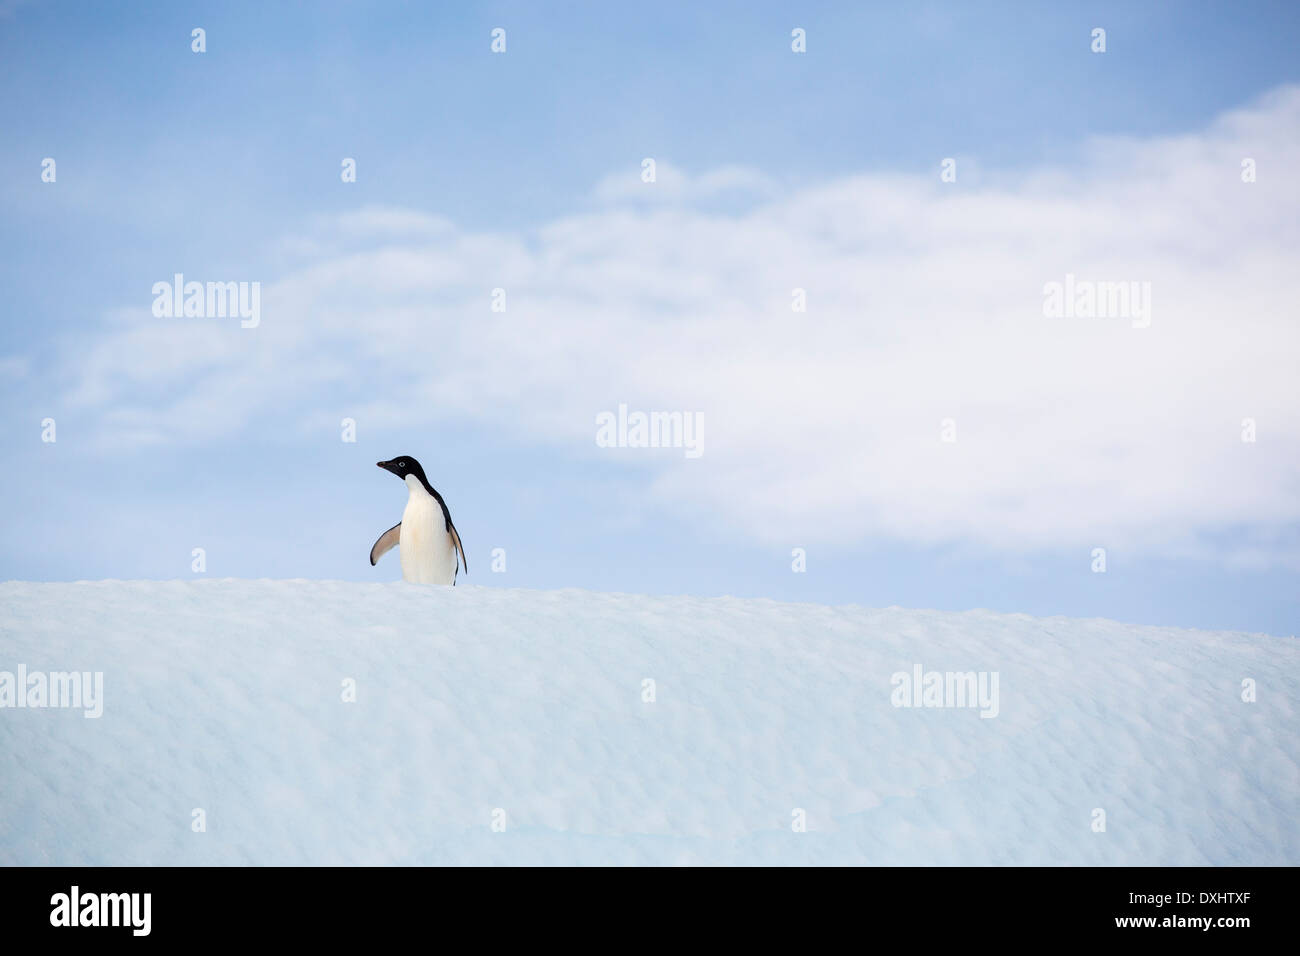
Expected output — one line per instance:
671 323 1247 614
1 0 1298 634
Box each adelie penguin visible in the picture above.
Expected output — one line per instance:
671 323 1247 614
370 457 467 585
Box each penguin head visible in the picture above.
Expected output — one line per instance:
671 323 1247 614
378 457 443 499
377 456 426 482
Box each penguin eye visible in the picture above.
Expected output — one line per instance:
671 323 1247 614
399 461 406 467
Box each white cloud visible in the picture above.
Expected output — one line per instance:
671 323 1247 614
270 205 456 260
591 160 779 205
57 87 1300 563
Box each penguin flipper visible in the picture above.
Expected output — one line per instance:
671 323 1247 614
369 523 401 566
449 522 467 577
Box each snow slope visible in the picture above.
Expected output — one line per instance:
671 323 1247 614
0 580 1295 865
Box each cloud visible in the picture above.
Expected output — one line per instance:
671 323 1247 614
55 87 1300 564
269 206 456 260
591 161 779 206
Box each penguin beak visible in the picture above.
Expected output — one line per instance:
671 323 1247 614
377 460 399 476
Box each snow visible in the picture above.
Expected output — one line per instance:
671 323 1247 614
1 579 1296 865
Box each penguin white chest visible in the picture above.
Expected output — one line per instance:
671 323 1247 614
398 476 458 585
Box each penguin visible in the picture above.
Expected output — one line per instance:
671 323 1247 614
370 457 467 585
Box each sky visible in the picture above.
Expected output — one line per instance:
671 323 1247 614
1 0 1297 634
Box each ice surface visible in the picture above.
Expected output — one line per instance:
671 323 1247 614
1 580 1295 865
